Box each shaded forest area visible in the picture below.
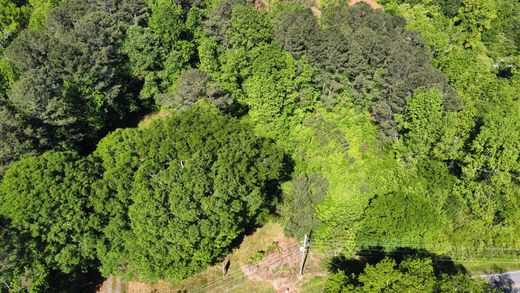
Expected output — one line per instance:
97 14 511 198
0 0 519 291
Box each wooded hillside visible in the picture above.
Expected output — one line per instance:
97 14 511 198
0 0 518 291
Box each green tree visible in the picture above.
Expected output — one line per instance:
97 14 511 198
358 192 442 247
241 44 317 124
227 5 271 51
281 173 327 239
0 56 16 102
122 25 165 78
324 255 494 292
463 102 520 181
398 88 444 159
90 127 145 278
454 0 497 48
92 104 285 282
147 0 185 49
0 151 99 273
123 0 196 99
27 0 64 29
0 0 30 48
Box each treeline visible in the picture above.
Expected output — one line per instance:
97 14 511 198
0 0 518 291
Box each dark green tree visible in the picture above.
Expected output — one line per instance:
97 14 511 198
0 105 47 177
92 104 285 282
311 3 458 140
203 0 251 51
0 217 50 293
5 0 146 149
271 3 320 58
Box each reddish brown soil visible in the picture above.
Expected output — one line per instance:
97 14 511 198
241 236 301 292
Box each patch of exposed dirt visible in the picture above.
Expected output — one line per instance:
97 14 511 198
241 236 301 292
240 236 326 293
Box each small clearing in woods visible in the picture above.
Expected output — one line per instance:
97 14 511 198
98 222 327 293
137 109 172 128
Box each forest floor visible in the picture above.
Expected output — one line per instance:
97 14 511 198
96 222 328 293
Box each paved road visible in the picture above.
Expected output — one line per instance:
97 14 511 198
478 270 520 292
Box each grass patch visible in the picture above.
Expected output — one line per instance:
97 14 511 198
138 109 172 128
233 222 286 263
300 276 326 293
461 261 520 275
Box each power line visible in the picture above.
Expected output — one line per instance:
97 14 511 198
309 245 520 260
308 239 520 251
222 252 302 293
189 239 520 292
191 245 301 293
198 249 301 293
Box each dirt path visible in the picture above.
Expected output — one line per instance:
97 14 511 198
115 277 121 293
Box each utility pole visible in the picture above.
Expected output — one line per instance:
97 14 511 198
299 234 310 277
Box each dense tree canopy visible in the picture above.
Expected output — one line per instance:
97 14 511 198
0 151 99 273
0 151 99 291
0 0 519 290
92 104 284 282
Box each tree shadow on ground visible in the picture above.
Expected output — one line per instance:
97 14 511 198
488 274 517 293
328 246 466 278
48 265 103 293
328 246 520 292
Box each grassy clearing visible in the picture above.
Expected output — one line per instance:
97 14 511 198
300 276 327 293
137 109 172 128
